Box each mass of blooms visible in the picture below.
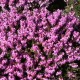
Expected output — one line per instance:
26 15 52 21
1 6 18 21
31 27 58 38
0 0 80 80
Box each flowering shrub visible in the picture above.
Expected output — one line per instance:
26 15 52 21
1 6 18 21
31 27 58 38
0 0 80 80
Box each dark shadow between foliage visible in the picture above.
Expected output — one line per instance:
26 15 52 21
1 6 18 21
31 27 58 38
47 0 67 12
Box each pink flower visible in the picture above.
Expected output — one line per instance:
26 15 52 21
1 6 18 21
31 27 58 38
69 63 78 68
56 71 62 76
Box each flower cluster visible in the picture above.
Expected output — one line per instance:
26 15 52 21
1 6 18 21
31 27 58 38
0 0 80 80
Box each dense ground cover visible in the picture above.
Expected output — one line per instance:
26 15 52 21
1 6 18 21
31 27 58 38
0 0 80 80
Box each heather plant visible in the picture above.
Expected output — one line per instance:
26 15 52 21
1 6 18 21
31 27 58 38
64 0 80 18
0 0 80 80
